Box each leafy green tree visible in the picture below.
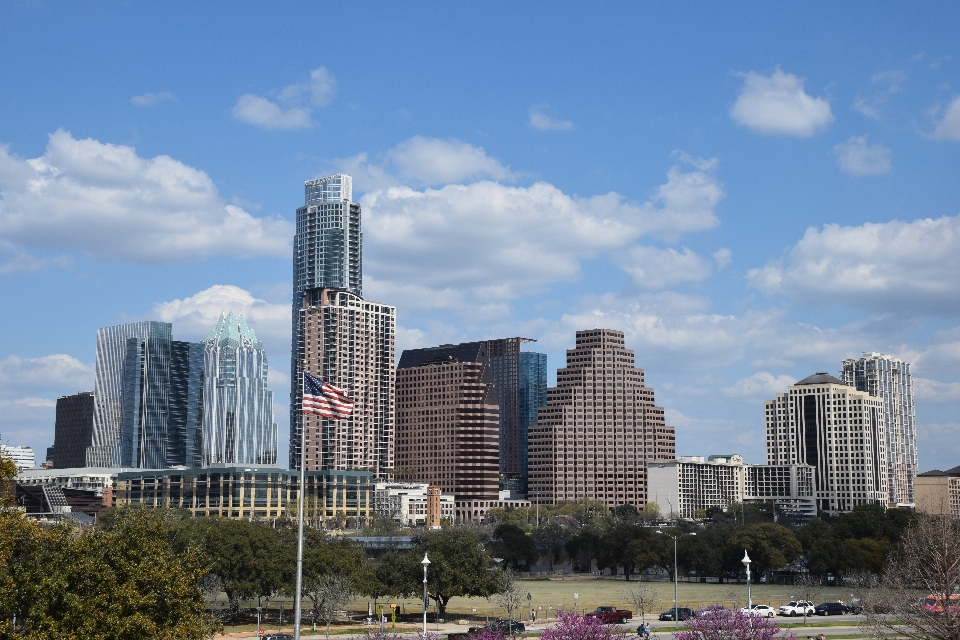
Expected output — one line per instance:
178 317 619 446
597 522 655 580
532 520 570 570
405 527 501 619
566 527 602 573
727 523 801 579
678 525 729 581
490 523 539 570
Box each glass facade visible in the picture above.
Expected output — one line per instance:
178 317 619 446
168 341 205 468
517 351 548 493
202 312 278 467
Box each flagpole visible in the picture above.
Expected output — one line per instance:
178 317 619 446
294 367 307 640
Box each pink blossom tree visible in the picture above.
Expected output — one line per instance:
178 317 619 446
673 606 796 640
541 611 628 640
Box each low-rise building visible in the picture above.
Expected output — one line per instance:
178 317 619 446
916 467 960 519
1 445 36 470
115 465 372 526
17 467 118 497
374 482 454 526
456 491 530 523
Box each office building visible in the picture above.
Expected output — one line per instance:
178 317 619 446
647 455 816 520
202 312 278 467
915 467 960 519
528 328 676 509
87 321 205 468
395 343 501 503
115 466 372 525
292 288 395 476
764 372 888 515
1 445 36 470
53 391 95 469
44 446 54 466
291 174 363 448
841 352 917 508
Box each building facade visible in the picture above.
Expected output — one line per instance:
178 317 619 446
373 482 455 527
1 445 36 470
765 373 888 515
841 352 917 508
528 328 676 509
915 466 960 519
292 288 395 477
744 463 816 518
53 391 95 469
395 346 501 501
115 466 372 525
168 341 205 467
202 312 277 467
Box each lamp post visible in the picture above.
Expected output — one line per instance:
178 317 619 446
657 531 679 619
742 550 752 610
422 553 431 639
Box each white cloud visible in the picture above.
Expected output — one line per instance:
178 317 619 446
617 245 714 289
388 136 516 185
362 156 724 304
723 372 797 399
0 130 292 263
0 240 72 276
730 68 834 137
929 96 960 141
852 70 906 119
528 105 574 131
0 354 93 396
152 284 291 344
914 377 960 403
713 248 732 269
130 91 177 107
233 66 336 130
833 136 892 176
747 214 960 314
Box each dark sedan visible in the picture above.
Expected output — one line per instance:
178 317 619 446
814 602 850 616
659 607 694 621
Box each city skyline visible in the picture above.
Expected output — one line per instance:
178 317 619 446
2 4 959 472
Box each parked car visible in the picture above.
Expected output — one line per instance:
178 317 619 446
778 601 815 617
585 606 633 624
739 604 776 618
468 619 525 634
659 607 694 622
263 635 295 640
814 602 850 616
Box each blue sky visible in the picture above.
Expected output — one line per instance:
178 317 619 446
2 2 959 470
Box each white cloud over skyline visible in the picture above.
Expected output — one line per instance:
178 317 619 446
833 136 892 175
233 67 336 130
730 68 834 137
0 130 292 263
929 95 960 141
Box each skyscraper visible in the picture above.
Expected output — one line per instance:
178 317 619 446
291 174 363 463
201 312 278 467
764 373 888 514
395 342 503 501
528 328 676 508
292 288 395 476
841 352 917 508
87 321 205 469
53 391 95 469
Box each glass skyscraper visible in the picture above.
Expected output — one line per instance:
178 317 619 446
517 351 548 493
88 321 204 469
841 352 917 507
290 173 363 462
202 312 278 467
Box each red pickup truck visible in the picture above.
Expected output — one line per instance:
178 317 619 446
585 606 633 624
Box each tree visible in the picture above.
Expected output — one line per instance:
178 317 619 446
727 523 801 580
490 524 539 570
541 611 626 640
492 570 526 634
621 581 656 624
675 605 796 640
792 573 822 625
304 573 355 638
407 528 501 619
860 513 960 640
640 502 661 525
533 520 569 571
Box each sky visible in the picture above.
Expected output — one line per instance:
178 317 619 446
1 2 959 471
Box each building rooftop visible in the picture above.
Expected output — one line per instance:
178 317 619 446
795 372 849 386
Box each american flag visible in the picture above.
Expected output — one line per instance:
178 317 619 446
302 372 354 419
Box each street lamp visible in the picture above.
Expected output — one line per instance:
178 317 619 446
422 553 431 639
742 550 752 610
656 531 679 620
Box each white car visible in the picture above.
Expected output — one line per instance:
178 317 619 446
778 601 815 617
739 604 776 618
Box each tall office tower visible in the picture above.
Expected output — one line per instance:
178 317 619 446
53 391 95 468
528 328 676 509
88 321 171 467
168 341 205 467
201 312 278 467
841 353 917 508
291 174 363 459
292 288 395 476
515 351 548 495
395 343 503 501
764 373 888 515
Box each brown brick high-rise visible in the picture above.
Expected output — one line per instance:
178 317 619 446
528 328 675 508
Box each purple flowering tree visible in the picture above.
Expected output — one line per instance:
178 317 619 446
541 611 628 640
674 606 796 640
